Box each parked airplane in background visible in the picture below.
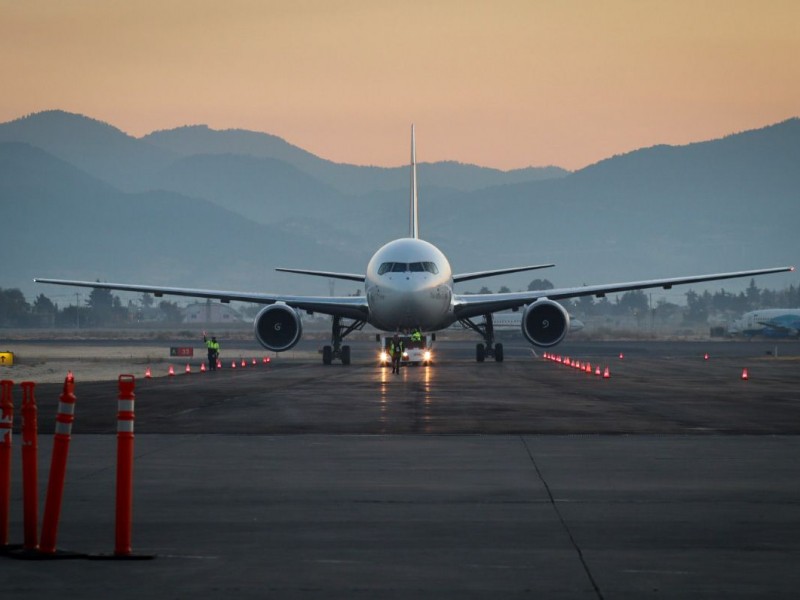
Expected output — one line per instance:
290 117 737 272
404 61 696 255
730 309 800 338
36 127 794 364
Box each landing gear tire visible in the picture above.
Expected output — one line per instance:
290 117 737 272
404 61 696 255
476 343 485 362
322 345 332 365
494 343 504 362
341 345 351 365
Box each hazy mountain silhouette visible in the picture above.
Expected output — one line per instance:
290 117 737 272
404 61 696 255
143 124 568 195
0 142 360 299
147 153 343 225
1 110 797 301
0 110 174 189
417 118 799 287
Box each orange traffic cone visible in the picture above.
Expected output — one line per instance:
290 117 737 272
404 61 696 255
200 362 206 372
144 367 152 379
217 359 222 369
741 368 749 380
603 367 610 379
168 365 175 376
185 363 191 374
595 365 601 376
241 359 246 368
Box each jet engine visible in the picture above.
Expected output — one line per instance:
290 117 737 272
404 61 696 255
254 304 303 352
521 299 570 347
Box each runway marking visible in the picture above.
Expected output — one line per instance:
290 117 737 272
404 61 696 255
311 559 364 565
623 569 690 575
156 553 220 559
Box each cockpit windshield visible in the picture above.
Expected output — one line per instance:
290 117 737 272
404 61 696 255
378 262 439 275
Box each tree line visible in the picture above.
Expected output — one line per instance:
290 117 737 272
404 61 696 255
0 287 183 327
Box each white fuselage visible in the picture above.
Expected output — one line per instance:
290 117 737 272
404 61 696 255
365 238 454 331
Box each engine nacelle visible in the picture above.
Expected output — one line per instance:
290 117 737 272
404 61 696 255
521 299 570 347
254 304 303 352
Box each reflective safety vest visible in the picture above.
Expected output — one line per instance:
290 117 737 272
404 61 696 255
390 340 404 356
206 340 220 352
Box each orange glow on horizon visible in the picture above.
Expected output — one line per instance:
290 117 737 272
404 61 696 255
1 0 798 170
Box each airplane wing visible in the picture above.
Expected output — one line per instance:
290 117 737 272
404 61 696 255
275 268 365 282
33 278 369 320
452 266 794 320
453 264 554 284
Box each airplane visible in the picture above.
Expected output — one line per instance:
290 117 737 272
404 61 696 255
35 126 794 364
729 309 800 338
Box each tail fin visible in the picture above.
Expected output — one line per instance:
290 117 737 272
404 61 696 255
410 124 419 239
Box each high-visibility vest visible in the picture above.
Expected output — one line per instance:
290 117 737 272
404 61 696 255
206 340 220 352
390 341 403 356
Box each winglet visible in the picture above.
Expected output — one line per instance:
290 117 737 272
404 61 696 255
410 124 419 239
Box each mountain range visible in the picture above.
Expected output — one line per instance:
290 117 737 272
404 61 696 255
1 110 797 304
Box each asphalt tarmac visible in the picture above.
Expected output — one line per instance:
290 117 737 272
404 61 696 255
2 339 800 598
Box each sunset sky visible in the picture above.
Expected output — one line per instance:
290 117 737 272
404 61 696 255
1 0 798 170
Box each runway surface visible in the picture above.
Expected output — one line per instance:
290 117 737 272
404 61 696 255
2 339 800 598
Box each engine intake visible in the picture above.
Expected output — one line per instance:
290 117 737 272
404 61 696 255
254 304 303 352
522 299 570 347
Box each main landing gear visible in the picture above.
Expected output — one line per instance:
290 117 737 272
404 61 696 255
322 315 366 365
458 313 504 362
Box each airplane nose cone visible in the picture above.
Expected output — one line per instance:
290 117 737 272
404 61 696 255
369 275 449 330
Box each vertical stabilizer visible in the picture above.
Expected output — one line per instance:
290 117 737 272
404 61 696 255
410 124 419 239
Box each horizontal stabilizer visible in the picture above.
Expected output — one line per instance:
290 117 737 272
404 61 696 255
453 264 555 284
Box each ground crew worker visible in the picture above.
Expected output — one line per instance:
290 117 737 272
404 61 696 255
203 332 220 371
390 333 404 374
411 328 422 342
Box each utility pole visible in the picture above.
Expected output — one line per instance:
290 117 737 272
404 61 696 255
75 292 81 328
